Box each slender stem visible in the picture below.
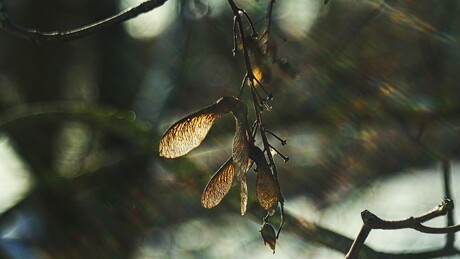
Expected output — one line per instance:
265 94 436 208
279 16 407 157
442 159 455 247
239 74 248 96
268 144 289 162
228 0 286 238
228 0 254 78
276 198 285 238
267 0 276 33
241 11 258 37
265 129 287 145
0 0 168 44
346 224 372 259
253 76 272 99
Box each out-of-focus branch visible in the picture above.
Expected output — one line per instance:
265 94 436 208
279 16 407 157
266 0 275 32
346 198 459 258
0 0 167 44
327 1 387 61
286 213 376 256
0 102 155 149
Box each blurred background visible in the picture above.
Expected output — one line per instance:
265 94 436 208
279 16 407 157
1 0 460 258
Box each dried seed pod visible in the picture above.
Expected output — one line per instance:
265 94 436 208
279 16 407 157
159 96 254 213
260 223 277 253
231 99 251 181
252 147 280 210
159 96 240 158
201 158 234 209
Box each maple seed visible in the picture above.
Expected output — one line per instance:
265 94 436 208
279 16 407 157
159 96 256 214
201 158 235 209
159 96 241 158
260 223 277 253
232 100 251 181
201 157 253 213
252 147 280 210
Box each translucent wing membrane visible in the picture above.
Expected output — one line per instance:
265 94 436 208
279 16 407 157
159 112 223 158
201 158 235 208
253 147 280 210
159 96 239 158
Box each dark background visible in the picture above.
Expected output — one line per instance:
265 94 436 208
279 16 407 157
1 0 460 258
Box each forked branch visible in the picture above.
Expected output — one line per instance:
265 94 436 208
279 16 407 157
346 198 460 258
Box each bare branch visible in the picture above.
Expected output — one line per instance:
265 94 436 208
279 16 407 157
442 159 456 247
346 224 372 259
0 0 168 44
287 210 460 259
346 198 460 258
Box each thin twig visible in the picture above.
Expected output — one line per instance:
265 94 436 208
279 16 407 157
288 210 460 259
345 224 372 259
227 0 280 184
228 0 286 239
442 160 456 247
346 198 459 258
0 0 168 44
267 0 276 29
265 129 287 145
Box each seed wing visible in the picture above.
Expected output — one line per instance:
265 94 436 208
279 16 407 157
201 158 235 209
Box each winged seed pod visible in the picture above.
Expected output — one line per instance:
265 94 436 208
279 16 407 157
201 158 234 209
201 157 253 215
251 147 280 210
231 100 251 181
159 96 254 214
159 96 245 158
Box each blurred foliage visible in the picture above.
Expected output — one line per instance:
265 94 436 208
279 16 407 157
1 0 460 258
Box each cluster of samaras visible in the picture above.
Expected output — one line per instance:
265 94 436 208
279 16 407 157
159 96 280 216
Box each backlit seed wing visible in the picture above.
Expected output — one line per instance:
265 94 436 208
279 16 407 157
159 112 222 158
159 97 240 158
201 158 234 209
240 173 248 216
252 147 280 210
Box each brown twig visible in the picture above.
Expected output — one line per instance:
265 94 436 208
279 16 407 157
0 0 167 44
442 160 456 247
346 198 460 258
288 210 460 258
227 0 286 238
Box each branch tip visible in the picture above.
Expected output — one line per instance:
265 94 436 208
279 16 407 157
440 197 454 212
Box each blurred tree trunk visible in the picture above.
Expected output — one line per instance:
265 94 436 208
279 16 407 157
0 0 150 257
